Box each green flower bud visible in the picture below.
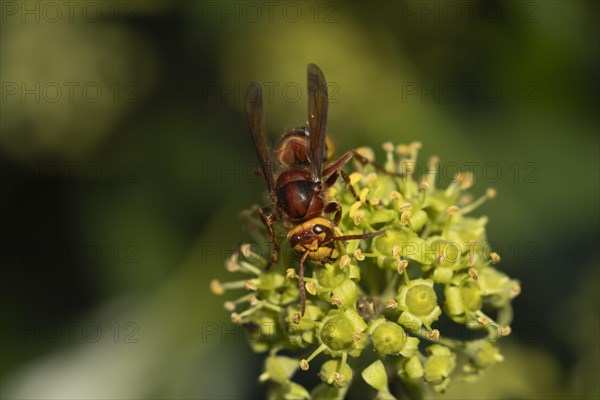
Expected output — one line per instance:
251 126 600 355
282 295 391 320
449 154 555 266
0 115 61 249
445 215 487 245
398 333 419 358
409 209 428 232
397 279 442 330
465 340 504 369
400 355 424 379
444 286 465 318
259 272 297 304
461 281 482 311
318 310 368 356
426 238 462 269
285 305 324 347
432 378 452 394
372 229 428 264
432 267 454 283
427 191 456 214
370 207 399 225
329 279 358 309
313 263 348 290
319 360 353 388
370 320 420 357
311 383 347 400
361 360 389 392
263 355 299 384
371 321 406 355
368 175 398 201
374 390 397 400
258 272 284 292
320 315 354 351
268 381 310 400
313 262 360 300
477 268 520 307
370 319 419 357
375 254 397 270
444 277 482 323
244 311 280 353
423 345 456 384
406 285 436 315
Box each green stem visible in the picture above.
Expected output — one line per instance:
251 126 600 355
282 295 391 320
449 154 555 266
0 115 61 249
420 221 433 239
497 304 514 327
363 263 380 295
413 327 465 352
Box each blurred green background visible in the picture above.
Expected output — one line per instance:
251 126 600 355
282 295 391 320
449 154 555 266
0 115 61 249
1 1 598 399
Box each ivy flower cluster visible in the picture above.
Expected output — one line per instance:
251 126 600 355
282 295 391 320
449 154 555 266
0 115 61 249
211 142 520 399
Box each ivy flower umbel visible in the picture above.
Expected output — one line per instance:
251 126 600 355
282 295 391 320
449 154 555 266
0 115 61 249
211 142 520 398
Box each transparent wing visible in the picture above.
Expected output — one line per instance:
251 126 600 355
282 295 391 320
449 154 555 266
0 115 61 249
306 63 328 183
245 82 275 194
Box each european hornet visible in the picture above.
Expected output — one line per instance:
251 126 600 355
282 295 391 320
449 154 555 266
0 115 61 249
245 64 397 315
